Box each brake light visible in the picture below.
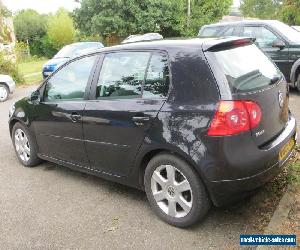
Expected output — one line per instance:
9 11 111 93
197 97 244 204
207 101 262 136
232 38 252 46
244 101 262 129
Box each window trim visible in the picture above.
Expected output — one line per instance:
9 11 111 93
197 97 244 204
88 49 172 101
40 54 101 103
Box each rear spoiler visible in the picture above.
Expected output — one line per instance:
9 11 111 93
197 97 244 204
203 37 256 52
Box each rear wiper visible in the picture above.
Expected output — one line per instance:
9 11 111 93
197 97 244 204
270 76 280 85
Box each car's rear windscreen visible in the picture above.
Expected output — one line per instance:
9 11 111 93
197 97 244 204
207 44 282 93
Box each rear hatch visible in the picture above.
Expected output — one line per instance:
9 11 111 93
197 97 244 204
204 40 289 146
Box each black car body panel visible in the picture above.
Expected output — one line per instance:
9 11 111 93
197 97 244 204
9 38 297 206
83 98 166 177
33 101 89 166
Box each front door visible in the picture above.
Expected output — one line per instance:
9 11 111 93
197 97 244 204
33 55 98 166
83 51 170 176
242 25 290 80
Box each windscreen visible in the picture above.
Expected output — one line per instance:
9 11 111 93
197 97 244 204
208 44 282 93
274 22 300 43
54 45 77 58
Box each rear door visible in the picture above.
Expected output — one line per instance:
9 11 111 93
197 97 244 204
205 43 289 146
242 25 290 79
83 51 170 176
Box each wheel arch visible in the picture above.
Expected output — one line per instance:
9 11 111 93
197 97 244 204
9 118 27 137
0 82 9 100
0 81 9 89
290 59 300 85
136 146 208 191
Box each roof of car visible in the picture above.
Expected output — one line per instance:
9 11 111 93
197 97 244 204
201 20 282 28
85 37 251 54
65 42 104 47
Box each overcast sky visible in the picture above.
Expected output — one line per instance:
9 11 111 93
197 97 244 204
233 0 240 7
2 0 80 14
3 0 240 14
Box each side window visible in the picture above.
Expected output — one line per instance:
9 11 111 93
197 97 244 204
200 27 221 37
221 26 235 36
44 55 97 101
143 53 170 98
96 52 150 99
243 26 278 48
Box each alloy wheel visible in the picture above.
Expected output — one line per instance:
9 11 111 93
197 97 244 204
14 128 31 163
151 164 193 218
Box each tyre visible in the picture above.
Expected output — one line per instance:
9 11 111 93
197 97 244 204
0 84 9 102
296 74 300 92
144 153 210 228
12 122 41 167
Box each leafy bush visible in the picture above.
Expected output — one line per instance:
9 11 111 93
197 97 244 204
30 35 57 58
14 41 29 62
0 52 24 83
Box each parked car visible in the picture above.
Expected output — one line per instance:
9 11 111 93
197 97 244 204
0 74 15 102
292 26 300 32
199 20 300 91
42 42 104 78
122 33 163 44
9 38 297 227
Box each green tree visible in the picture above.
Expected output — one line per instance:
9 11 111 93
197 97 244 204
280 0 300 25
0 4 12 17
184 0 232 36
73 0 232 39
74 0 182 39
47 9 76 49
13 9 48 42
13 9 50 57
240 0 282 19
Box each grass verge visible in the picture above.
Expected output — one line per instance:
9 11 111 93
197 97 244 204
287 147 300 187
18 59 48 85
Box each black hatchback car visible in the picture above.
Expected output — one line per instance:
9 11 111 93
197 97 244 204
199 20 300 91
9 38 297 227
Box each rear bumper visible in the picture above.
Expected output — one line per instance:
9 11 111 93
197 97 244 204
206 116 297 206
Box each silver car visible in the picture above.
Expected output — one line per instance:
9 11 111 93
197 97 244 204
0 74 15 102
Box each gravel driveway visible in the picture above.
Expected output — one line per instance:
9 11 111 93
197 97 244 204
0 86 299 250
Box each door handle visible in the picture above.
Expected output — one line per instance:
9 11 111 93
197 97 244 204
70 113 82 122
132 116 150 126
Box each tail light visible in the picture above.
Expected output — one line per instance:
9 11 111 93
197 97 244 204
207 100 262 136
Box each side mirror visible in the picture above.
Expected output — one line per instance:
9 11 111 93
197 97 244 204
30 90 40 102
272 39 285 50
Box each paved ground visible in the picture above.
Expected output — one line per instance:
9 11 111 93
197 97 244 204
0 86 299 250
